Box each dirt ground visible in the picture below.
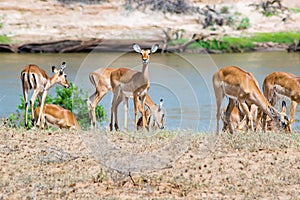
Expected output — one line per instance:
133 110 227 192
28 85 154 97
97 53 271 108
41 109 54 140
1 126 300 199
0 0 299 43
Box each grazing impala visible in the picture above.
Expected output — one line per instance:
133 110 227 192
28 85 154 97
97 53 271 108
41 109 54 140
21 62 70 128
222 100 289 132
262 71 299 131
212 66 287 134
34 104 81 130
221 99 257 132
110 43 159 131
87 67 164 130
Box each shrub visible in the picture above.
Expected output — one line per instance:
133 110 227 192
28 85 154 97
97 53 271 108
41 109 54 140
220 6 230 14
8 82 106 130
237 17 250 30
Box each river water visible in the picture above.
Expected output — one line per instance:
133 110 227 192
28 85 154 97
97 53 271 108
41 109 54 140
0 51 299 131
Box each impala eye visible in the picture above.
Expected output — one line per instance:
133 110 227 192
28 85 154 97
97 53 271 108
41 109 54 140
64 74 67 78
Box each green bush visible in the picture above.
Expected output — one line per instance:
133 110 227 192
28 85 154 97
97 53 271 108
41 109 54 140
0 35 12 44
8 82 106 130
290 8 300 14
237 17 250 30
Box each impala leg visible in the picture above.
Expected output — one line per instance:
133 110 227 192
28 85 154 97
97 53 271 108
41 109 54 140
113 95 123 131
87 92 97 127
140 95 147 131
224 98 235 133
110 87 118 131
133 95 140 132
37 90 47 128
110 87 122 131
256 109 263 131
37 94 42 105
30 90 40 126
213 87 223 134
240 102 254 132
289 100 297 132
40 113 45 129
34 94 43 126
88 90 107 128
110 95 115 131
215 100 222 134
237 115 247 130
124 97 129 131
23 89 29 128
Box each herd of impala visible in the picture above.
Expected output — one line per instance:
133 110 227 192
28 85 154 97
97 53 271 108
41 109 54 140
20 43 299 133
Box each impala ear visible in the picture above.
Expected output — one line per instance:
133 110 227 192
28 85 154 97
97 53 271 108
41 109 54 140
151 44 159 53
52 66 58 73
269 106 276 116
158 99 164 112
281 101 287 113
133 43 141 53
60 62 66 70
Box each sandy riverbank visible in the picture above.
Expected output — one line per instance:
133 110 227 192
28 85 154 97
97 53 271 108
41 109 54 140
0 0 299 45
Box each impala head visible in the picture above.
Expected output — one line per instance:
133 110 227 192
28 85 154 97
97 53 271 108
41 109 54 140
133 43 159 64
148 99 165 130
278 101 292 132
52 62 70 88
269 101 291 132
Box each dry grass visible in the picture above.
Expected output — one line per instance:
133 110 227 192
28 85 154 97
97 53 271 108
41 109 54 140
1 126 300 199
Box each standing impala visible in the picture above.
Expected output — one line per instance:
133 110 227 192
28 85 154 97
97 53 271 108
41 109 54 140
110 43 159 131
87 67 164 130
21 62 70 128
212 66 287 134
262 71 298 131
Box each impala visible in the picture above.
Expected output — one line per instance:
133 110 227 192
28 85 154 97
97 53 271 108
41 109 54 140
34 104 81 130
222 100 289 132
137 99 165 131
262 71 298 131
212 66 287 134
21 62 69 128
110 43 159 131
221 99 257 132
87 67 164 130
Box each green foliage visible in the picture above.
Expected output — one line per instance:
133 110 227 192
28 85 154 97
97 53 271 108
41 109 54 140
8 82 106 130
220 6 230 14
0 35 12 44
167 31 300 53
8 94 52 128
251 32 300 44
220 37 254 50
0 15 12 44
290 7 300 14
263 11 275 17
237 17 250 30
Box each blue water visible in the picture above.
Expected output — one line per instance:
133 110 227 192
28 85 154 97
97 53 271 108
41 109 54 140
0 51 299 131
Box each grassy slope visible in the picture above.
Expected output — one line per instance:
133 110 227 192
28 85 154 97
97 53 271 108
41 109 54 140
0 35 12 44
175 32 300 52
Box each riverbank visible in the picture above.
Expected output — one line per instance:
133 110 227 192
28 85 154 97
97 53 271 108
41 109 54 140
0 0 299 53
1 126 300 199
